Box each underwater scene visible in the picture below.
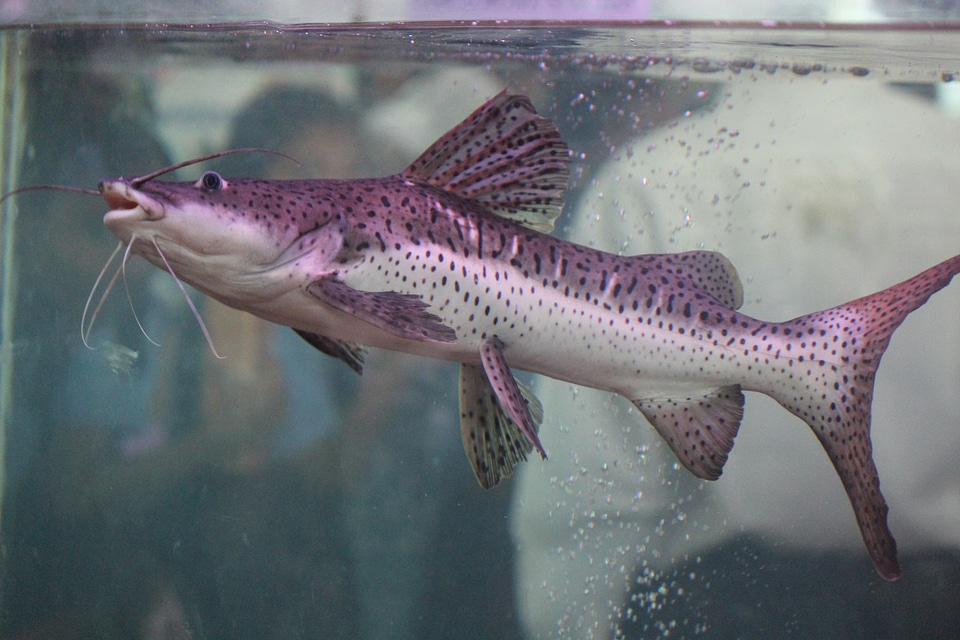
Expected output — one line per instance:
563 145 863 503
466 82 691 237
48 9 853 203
0 22 959 639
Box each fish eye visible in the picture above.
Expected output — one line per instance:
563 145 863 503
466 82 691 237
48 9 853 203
196 171 226 192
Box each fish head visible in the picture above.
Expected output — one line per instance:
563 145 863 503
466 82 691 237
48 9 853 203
100 171 344 303
101 171 305 262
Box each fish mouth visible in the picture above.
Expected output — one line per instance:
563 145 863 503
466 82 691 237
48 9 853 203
100 179 165 226
102 189 138 210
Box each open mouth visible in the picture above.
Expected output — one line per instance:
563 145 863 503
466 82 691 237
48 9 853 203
99 179 164 222
99 178 141 211
102 191 138 210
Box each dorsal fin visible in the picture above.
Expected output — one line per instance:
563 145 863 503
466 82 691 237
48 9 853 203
402 90 571 233
630 250 745 310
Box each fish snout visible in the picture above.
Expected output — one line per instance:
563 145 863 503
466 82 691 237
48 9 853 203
100 179 165 224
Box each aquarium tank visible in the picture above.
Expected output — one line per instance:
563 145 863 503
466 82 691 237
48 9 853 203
0 1 958 638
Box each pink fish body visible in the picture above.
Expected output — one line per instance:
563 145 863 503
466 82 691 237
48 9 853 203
95 91 960 580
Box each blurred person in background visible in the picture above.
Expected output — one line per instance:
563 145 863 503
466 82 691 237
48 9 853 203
510 50 960 640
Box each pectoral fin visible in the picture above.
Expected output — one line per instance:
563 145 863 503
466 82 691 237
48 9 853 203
633 385 744 481
306 278 457 343
459 361 544 489
294 329 366 374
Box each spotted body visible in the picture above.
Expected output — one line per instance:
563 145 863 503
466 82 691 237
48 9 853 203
95 91 960 581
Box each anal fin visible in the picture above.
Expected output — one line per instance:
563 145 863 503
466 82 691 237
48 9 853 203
459 360 544 489
294 329 365 374
307 278 457 344
634 385 745 481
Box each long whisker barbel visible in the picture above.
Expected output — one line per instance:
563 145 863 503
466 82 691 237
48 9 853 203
0 148 301 203
81 242 124 349
129 148 300 186
151 237 224 360
121 239 161 348
0 184 99 205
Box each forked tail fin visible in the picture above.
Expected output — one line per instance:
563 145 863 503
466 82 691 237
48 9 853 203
770 254 960 580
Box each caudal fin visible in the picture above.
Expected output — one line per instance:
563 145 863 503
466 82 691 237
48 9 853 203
770 254 960 581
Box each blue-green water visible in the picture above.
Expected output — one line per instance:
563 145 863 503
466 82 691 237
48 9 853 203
1 22 958 639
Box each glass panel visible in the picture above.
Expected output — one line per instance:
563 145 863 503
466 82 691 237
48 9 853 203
1 23 958 640
0 28 28 536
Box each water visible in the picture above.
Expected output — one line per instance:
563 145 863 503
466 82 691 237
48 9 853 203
2 22 959 639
